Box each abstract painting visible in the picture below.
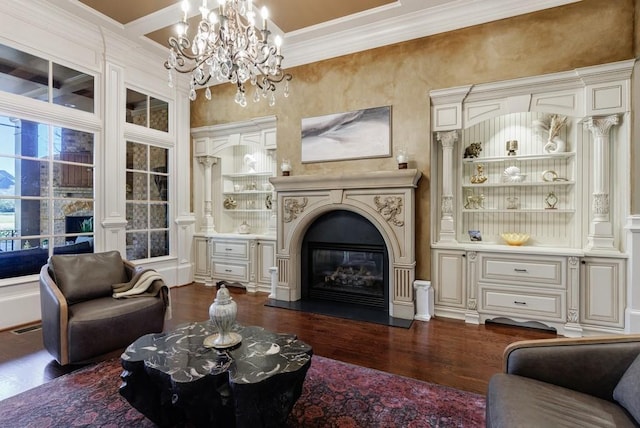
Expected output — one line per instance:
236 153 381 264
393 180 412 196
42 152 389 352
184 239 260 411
301 106 391 163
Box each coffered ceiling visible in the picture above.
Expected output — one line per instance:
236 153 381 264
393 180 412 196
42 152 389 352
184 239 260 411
48 0 581 68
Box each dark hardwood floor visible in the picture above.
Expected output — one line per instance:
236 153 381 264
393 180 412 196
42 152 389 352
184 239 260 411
0 282 556 401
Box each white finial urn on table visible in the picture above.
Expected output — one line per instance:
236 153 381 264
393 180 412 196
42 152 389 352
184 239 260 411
204 285 242 348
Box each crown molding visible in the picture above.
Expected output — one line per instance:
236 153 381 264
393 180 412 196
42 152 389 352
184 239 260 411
283 0 581 68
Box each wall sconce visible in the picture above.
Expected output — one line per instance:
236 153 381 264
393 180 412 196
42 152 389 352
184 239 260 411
280 159 291 176
396 148 408 169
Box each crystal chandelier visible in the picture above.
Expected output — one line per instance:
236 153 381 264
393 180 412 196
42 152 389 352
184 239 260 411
165 0 292 107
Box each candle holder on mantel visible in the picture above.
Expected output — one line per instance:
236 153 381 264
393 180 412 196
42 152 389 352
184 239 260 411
280 159 291 176
396 148 409 169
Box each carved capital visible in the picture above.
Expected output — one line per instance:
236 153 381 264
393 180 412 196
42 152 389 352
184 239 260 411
283 197 308 223
467 251 477 261
437 130 459 149
584 115 619 138
568 256 579 266
197 155 218 168
374 196 404 227
593 193 610 215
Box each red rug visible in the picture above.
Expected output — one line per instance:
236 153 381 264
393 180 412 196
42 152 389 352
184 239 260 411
0 355 485 427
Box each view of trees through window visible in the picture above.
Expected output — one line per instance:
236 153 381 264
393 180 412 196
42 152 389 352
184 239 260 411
0 115 95 278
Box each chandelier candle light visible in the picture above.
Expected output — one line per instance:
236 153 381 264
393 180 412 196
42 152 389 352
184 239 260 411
165 0 292 107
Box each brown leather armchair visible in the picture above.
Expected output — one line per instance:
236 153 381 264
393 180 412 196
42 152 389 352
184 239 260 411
486 335 640 427
39 250 168 366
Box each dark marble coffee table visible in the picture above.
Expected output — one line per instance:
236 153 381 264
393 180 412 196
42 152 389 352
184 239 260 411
119 321 313 428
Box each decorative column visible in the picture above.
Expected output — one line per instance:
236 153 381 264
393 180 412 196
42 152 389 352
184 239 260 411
436 130 459 243
584 115 618 250
197 155 218 233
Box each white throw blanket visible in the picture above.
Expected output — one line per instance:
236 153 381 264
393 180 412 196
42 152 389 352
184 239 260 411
112 269 172 320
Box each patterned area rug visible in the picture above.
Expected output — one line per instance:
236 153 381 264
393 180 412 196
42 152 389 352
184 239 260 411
0 355 485 427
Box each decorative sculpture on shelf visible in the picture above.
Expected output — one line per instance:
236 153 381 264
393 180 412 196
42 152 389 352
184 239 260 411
463 142 482 158
464 189 485 209
545 191 558 209
533 114 568 153
470 164 488 184
244 154 257 173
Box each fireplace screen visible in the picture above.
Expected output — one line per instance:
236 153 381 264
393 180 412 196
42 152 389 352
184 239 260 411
308 244 385 308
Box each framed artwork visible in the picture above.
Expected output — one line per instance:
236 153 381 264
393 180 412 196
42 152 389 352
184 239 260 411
301 105 391 163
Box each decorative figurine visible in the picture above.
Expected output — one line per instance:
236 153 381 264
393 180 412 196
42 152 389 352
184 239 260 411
545 191 558 209
464 189 485 209
506 140 518 156
470 164 488 184
506 196 520 209
463 142 482 158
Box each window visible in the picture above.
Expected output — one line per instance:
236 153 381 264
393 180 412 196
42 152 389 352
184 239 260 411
0 44 95 113
0 115 94 279
126 89 168 132
125 141 169 260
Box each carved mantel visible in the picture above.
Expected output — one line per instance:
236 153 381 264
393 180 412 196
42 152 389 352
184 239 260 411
270 169 422 320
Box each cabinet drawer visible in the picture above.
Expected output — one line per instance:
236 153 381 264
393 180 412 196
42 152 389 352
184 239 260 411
212 261 249 282
480 255 565 288
213 240 249 259
479 285 564 320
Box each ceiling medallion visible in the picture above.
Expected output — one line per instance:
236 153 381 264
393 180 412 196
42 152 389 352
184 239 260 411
165 0 292 107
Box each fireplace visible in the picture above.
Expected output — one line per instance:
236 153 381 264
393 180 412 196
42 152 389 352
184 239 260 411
270 169 422 321
302 210 388 310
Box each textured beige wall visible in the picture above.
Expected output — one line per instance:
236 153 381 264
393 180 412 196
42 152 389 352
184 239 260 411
191 0 635 280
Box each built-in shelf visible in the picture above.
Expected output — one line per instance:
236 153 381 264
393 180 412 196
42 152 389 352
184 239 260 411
462 153 575 164
462 181 575 188
462 209 575 213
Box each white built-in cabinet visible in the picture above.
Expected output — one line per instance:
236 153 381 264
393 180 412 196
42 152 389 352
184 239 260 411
430 60 634 336
190 116 277 293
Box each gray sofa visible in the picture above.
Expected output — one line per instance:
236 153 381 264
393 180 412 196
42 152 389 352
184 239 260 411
40 251 168 365
486 335 640 427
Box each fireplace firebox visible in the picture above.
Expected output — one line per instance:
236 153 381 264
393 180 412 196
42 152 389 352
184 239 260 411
302 210 388 311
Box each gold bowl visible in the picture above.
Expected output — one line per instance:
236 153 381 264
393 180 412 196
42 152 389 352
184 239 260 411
501 232 530 246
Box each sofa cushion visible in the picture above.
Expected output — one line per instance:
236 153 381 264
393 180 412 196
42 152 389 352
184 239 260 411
614 353 640 423
487 373 636 428
50 250 128 305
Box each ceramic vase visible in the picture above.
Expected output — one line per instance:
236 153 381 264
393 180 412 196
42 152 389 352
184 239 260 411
208 285 238 347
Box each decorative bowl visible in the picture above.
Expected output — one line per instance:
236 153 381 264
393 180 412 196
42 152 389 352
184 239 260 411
501 232 530 246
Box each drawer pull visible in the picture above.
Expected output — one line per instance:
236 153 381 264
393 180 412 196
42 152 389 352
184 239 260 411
225 269 233 273
514 268 528 273
514 300 527 305
225 248 233 251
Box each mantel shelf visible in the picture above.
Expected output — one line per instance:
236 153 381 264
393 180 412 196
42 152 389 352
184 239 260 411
462 153 575 164
223 209 272 213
